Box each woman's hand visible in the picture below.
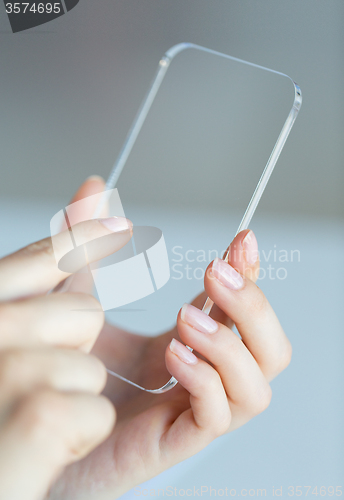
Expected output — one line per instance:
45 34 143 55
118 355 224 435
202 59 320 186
0 176 291 499
0 183 133 500
49 179 292 499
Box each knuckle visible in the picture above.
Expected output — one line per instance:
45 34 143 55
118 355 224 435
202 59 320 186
88 355 107 392
252 384 272 416
202 372 231 437
0 350 27 386
0 304 8 325
223 334 244 359
23 238 54 258
249 286 269 316
206 371 223 396
0 303 14 329
20 390 67 436
214 410 231 437
0 305 14 344
71 293 105 331
85 296 105 328
277 340 293 372
18 390 69 462
267 339 293 379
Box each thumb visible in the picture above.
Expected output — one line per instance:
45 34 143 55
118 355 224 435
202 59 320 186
61 175 109 230
57 175 110 293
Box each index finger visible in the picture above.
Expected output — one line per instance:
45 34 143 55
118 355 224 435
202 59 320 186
0 217 132 301
189 229 260 327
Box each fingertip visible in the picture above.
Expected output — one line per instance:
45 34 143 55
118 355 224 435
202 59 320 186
62 175 107 230
168 338 198 365
69 393 116 460
97 395 117 430
85 175 105 184
80 175 105 194
165 339 198 388
87 354 109 393
69 175 105 205
226 229 260 282
242 230 259 264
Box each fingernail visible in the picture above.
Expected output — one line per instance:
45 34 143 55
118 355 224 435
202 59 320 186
99 216 133 233
169 338 198 365
181 303 218 334
212 258 244 290
242 230 259 265
86 175 104 182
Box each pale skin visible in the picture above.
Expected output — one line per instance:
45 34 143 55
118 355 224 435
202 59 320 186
0 177 292 500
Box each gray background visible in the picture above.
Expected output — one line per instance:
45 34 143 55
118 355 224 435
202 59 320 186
0 0 343 217
0 2 343 499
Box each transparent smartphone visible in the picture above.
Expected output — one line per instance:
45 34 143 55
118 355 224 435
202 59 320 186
62 43 302 393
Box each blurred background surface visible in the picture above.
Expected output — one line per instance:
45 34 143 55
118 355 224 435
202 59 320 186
0 0 343 217
0 1 343 499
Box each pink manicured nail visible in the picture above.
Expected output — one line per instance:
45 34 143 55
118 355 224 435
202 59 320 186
169 338 198 365
99 217 133 232
181 303 218 334
212 258 244 290
242 230 259 265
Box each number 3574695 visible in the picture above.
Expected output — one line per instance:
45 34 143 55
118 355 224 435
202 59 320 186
5 3 61 14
